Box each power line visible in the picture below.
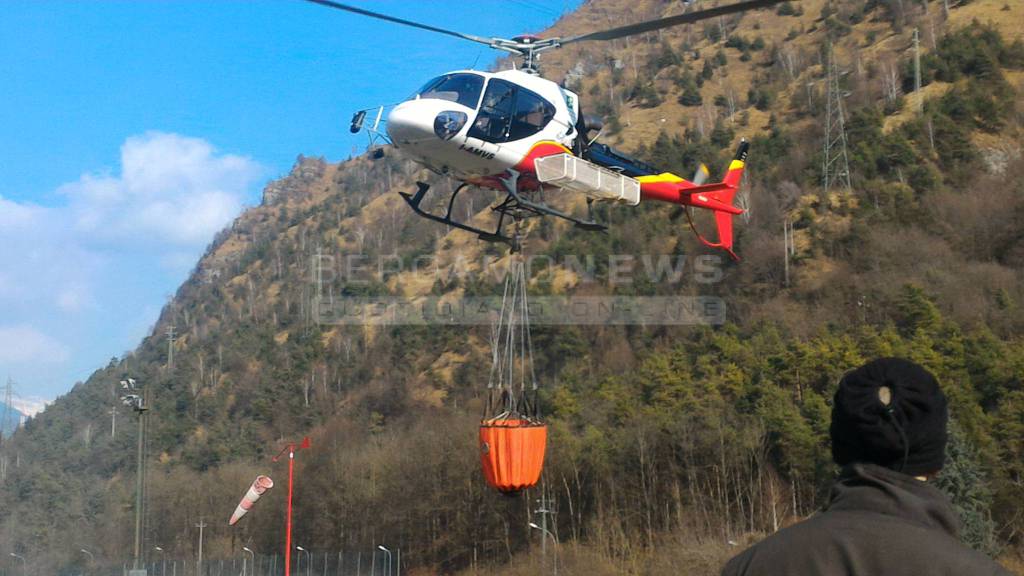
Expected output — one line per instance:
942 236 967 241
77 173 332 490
505 0 561 18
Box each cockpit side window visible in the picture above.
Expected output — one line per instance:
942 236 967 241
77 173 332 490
417 73 485 109
508 89 556 141
468 79 555 144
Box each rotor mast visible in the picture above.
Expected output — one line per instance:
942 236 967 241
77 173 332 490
491 36 562 74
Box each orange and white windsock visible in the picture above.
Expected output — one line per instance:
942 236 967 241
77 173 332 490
228 475 274 526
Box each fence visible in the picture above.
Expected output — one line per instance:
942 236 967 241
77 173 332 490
2 548 398 576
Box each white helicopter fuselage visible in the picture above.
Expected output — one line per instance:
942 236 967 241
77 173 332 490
386 69 580 186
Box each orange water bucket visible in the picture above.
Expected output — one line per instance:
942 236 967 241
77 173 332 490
479 418 547 493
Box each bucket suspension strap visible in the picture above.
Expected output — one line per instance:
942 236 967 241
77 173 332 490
486 257 538 421
522 264 540 417
484 269 513 418
502 263 519 414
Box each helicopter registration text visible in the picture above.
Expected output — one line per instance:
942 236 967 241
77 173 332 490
459 143 496 160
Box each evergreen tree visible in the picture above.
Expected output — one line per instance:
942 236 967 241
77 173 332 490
677 72 703 106
935 422 1001 556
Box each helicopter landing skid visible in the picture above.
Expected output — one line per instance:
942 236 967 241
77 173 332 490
400 175 606 252
400 182 512 246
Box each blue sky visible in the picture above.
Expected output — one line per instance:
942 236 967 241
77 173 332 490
0 0 580 410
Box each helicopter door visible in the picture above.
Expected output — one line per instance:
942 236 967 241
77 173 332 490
468 79 516 143
468 80 555 144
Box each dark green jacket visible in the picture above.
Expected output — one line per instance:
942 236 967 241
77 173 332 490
722 463 1011 576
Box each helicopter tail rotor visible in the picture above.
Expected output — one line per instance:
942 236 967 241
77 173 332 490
686 186 740 261
685 141 748 260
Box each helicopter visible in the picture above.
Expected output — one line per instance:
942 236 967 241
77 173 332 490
305 0 787 258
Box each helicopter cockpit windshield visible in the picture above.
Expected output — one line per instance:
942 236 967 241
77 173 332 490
415 73 485 109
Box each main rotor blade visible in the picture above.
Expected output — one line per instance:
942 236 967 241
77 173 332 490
561 0 787 44
302 0 496 47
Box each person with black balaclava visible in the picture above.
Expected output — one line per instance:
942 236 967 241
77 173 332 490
721 357 1012 576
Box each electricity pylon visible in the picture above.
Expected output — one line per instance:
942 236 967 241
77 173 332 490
822 44 852 195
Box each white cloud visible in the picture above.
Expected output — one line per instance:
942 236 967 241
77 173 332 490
9 396 50 418
0 324 69 364
0 132 266 401
59 131 264 246
0 195 44 229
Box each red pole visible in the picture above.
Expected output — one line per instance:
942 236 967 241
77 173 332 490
272 437 307 576
285 444 295 576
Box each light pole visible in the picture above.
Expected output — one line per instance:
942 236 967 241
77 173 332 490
272 437 310 576
80 548 94 574
9 552 26 576
119 376 149 570
154 546 166 576
242 547 255 576
534 495 554 558
295 546 311 576
195 519 208 576
377 546 392 576
529 523 558 576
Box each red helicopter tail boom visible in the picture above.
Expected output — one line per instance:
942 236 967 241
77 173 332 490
637 141 748 260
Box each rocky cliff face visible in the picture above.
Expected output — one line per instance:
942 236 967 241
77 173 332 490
261 154 328 205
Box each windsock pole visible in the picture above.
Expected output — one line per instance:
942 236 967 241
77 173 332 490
286 444 294 576
273 437 310 576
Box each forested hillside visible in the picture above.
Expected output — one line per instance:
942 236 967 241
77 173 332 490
2 0 1023 574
